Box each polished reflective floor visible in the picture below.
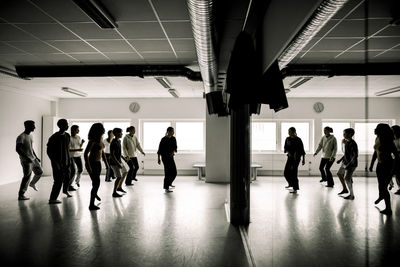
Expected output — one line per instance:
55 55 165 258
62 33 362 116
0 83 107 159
0 175 399 267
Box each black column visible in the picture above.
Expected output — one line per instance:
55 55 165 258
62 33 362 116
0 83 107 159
230 104 250 225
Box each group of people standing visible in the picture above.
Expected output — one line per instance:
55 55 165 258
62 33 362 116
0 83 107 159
16 119 178 210
283 124 400 216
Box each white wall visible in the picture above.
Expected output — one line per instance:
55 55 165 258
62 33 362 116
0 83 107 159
57 97 400 177
58 98 206 175
0 89 52 185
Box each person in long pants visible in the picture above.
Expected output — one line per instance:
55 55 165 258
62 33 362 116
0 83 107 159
84 123 108 210
104 130 114 182
110 128 128 197
16 120 43 200
47 119 71 204
336 128 358 200
283 127 305 194
313 126 337 187
157 127 177 193
369 123 399 216
69 125 85 189
123 126 145 186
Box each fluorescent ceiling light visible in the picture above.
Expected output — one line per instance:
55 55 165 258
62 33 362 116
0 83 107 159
289 77 312 88
72 0 117 29
61 87 87 97
168 89 179 98
375 86 400 96
155 77 171 88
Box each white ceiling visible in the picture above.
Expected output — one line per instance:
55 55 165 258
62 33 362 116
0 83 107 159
0 0 399 100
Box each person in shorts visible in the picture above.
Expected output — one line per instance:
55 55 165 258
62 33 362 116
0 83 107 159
110 128 128 197
336 128 358 200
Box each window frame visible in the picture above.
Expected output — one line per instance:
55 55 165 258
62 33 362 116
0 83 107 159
139 119 205 153
251 119 314 154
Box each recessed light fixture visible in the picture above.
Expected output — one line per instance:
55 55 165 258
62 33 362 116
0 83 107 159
72 0 117 29
61 87 87 97
168 89 179 98
289 77 312 88
155 77 171 88
375 86 400 96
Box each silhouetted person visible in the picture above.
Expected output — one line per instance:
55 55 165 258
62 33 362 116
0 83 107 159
47 119 71 204
283 127 305 194
110 128 128 197
123 126 145 186
104 130 114 182
158 127 177 193
369 123 399 216
69 125 84 189
84 123 108 210
16 120 43 200
336 128 358 200
336 138 349 195
314 126 337 187
392 125 400 195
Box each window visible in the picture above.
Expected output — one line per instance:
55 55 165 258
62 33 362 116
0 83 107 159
103 121 131 136
322 122 351 139
142 122 171 151
69 121 94 150
141 120 205 152
176 122 204 151
252 122 276 151
281 122 310 151
70 120 131 150
354 122 379 153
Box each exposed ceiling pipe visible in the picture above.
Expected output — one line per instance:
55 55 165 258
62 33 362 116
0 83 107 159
15 65 202 81
278 0 348 69
187 0 218 93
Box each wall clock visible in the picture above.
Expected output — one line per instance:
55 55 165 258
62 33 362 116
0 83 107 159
313 102 324 113
129 102 140 113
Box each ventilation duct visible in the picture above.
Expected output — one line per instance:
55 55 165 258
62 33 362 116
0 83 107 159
15 65 202 81
278 0 348 69
187 0 218 93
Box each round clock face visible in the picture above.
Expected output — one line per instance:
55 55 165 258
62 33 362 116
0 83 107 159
129 102 140 113
313 102 324 113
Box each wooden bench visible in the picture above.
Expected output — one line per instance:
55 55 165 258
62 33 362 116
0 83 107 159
192 162 263 181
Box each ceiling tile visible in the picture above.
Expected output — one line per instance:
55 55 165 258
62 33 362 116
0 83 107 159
310 38 363 51
104 52 142 62
7 41 60 53
102 0 156 21
33 53 78 64
30 0 92 23
47 40 98 53
350 37 400 50
162 22 193 38
0 24 36 41
71 53 111 63
0 42 25 54
118 22 164 39
152 0 189 20
88 40 134 52
375 25 400 37
142 52 177 62
327 19 390 37
334 51 380 63
64 22 122 39
371 50 400 62
0 0 54 23
1 53 44 65
170 39 195 51
128 39 172 52
17 23 80 40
